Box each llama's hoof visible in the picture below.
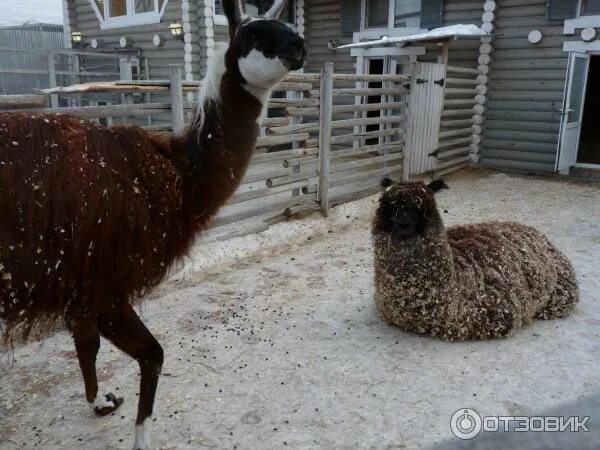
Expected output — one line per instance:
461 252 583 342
93 393 124 416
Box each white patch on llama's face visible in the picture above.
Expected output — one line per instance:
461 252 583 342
133 417 152 450
238 49 288 102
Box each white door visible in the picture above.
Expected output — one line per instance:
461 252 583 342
404 62 446 177
557 52 590 173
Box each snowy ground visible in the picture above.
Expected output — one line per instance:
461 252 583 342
1 169 599 449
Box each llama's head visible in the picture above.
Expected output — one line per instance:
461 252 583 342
224 0 305 92
375 178 448 238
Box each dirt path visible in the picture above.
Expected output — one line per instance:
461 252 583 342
1 169 599 449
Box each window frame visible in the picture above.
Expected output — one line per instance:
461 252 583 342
212 0 297 27
88 0 169 30
360 0 422 32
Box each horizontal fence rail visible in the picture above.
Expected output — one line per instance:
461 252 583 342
0 62 471 241
434 64 483 176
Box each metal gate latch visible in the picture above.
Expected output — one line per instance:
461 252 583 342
416 78 428 84
434 78 445 86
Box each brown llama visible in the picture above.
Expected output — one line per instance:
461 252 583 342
372 179 579 341
0 1 305 448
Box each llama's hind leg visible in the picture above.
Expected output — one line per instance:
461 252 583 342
72 323 123 416
98 304 164 450
536 256 579 320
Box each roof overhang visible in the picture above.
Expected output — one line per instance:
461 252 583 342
335 24 489 51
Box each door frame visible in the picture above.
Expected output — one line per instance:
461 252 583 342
574 52 600 168
556 51 593 173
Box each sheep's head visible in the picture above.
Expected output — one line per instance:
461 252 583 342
374 178 448 238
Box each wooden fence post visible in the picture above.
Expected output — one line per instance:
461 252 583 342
48 52 58 108
169 64 185 135
318 62 334 217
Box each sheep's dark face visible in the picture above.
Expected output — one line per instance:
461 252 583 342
376 190 427 238
387 205 423 237
374 179 448 239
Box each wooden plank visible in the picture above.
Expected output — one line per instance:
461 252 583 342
169 65 185 136
318 62 333 217
446 65 480 75
331 152 403 174
256 133 310 147
0 95 46 108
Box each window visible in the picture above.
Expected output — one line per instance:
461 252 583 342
213 0 296 26
394 0 420 27
364 0 421 29
88 0 169 29
366 1 389 28
581 0 600 15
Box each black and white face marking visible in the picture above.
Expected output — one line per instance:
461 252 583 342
234 18 306 90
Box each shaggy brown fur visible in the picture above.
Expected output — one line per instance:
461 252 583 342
0 78 261 338
372 181 579 341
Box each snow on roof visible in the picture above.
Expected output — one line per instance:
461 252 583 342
335 24 488 50
0 0 63 27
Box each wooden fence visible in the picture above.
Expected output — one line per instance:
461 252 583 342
434 64 483 176
0 63 409 240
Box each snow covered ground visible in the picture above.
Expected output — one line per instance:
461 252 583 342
0 0 63 26
1 169 599 449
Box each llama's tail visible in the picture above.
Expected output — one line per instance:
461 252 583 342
536 250 579 320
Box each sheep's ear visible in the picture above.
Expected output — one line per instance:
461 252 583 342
380 178 394 189
223 0 246 40
265 0 287 19
427 179 449 192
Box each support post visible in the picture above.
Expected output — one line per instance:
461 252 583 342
169 64 185 135
48 52 58 108
318 62 333 217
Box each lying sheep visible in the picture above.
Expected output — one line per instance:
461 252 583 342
372 179 579 340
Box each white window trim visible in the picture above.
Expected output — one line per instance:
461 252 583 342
212 0 297 27
564 0 600 34
88 0 169 30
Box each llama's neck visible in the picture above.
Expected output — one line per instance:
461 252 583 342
173 47 266 227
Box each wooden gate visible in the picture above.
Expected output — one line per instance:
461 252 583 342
403 62 446 178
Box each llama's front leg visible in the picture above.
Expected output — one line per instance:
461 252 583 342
99 305 164 450
72 323 123 416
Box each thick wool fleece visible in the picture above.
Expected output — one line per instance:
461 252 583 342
372 183 579 341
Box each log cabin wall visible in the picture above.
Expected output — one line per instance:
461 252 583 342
65 0 211 81
303 0 354 73
481 0 571 173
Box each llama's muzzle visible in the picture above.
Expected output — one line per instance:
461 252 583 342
283 35 306 70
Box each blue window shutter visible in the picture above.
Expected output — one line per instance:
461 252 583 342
547 0 578 20
421 0 444 29
341 0 361 34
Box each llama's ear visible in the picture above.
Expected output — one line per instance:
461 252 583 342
380 178 394 189
264 0 287 19
427 179 449 193
223 0 246 39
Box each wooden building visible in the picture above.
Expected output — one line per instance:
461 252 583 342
64 0 600 174
302 0 600 174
